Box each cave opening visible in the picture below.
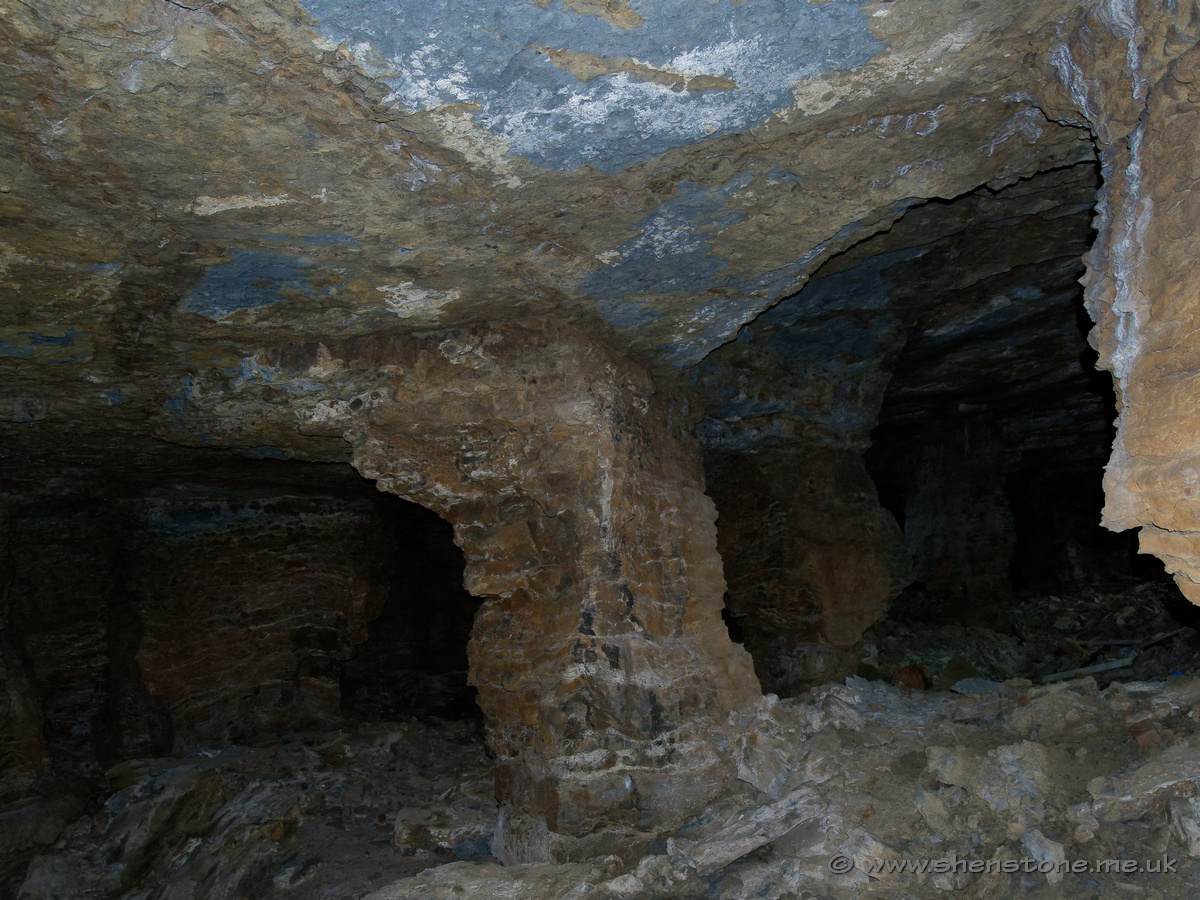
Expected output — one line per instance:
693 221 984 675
699 161 1200 698
1 439 495 894
339 496 483 724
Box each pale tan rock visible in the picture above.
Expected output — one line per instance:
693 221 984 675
1089 741 1200 824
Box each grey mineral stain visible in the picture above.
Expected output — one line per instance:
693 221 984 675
584 179 746 299
0 330 88 363
302 0 882 172
658 294 777 369
179 250 316 321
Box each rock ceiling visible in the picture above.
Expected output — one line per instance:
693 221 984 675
1 0 1130 465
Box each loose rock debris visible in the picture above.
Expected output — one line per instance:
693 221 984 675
13 671 1200 899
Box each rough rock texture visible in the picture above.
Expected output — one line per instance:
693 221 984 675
700 162 1118 689
29 674 1200 899
0 458 399 762
17 720 495 900
1060 5 1200 604
343 324 761 861
5 0 1200 866
707 446 911 695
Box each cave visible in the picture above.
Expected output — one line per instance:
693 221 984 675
5 0 1200 897
339 497 482 725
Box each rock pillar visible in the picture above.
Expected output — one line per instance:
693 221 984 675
348 325 760 862
706 445 911 696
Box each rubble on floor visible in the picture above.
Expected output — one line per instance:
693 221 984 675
367 674 1200 899
864 581 1200 690
12 668 1200 899
12 720 494 900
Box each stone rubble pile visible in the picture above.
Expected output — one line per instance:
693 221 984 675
14 720 495 900
18 671 1199 899
374 674 1200 899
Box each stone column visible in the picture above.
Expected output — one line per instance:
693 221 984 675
348 325 760 862
706 445 911 696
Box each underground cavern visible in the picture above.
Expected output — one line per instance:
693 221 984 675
4 0 1200 897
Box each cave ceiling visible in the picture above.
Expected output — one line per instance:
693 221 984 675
0 0 1132 476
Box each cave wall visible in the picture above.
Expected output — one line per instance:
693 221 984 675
706 446 910 696
3 0 1200 866
1057 9 1200 606
0 505 45 785
0 466 405 782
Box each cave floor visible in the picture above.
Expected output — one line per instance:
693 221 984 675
8 582 1200 900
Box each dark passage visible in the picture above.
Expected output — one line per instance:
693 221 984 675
697 162 1198 696
340 499 482 723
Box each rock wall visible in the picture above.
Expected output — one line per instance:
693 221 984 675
1049 4 1200 605
706 446 910 696
0 464 405 780
131 495 393 749
870 417 1017 610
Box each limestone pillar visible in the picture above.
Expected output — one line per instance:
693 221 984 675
348 325 760 862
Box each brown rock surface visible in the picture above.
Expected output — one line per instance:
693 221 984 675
1059 5 1200 602
342 324 760 860
4 0 1200 869
707 446 911 695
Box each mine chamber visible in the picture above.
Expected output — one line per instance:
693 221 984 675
0 447 482 770
700 160 1196 698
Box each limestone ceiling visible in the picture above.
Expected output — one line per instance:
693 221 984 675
0 0 1120 464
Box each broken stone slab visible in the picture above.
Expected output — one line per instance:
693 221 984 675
733 697 811 799
839 827 904 881
1088 741 1200 823
1020 826 1066 885
927 740 1054 816
1043 654 1137 683
1006 685 1109 740
666 784 824 877
1169 797 1200 858
1162 675 1200 711
950 677 1011 698
914 786 967 840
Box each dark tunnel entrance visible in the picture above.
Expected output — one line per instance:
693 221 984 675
697 161 1200 696
339 498 483 724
